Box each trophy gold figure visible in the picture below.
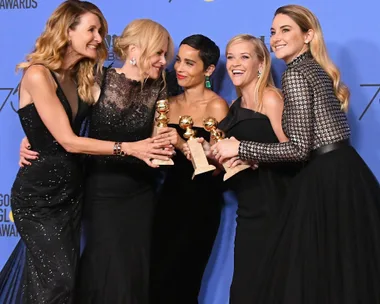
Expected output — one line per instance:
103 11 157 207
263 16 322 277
203 116 250 181
179 115 216 179
152 99 174 165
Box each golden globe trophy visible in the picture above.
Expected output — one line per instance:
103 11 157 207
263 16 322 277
203 116 250 181
152 99 174 165
179 115 215 179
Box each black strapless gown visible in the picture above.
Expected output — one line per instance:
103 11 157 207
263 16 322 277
0 70 89 304
218 98 299 304
150 124 223 304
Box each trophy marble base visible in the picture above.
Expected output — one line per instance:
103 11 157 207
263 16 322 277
188 139 216 179
152 125 159 136
152 158 174 165
222 163 251 181
151 126 174 165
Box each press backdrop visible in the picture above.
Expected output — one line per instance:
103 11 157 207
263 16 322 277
1 0 379 302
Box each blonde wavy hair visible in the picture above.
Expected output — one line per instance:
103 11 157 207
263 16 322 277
113 19 175 83
226 34 280 112
17 0 108 104
275 5 350 111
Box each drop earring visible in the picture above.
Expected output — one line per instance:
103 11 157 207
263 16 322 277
257 70 262 78
205 76 211 89
129 57 136 66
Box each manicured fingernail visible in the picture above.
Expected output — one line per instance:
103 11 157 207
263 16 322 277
27 145 31 149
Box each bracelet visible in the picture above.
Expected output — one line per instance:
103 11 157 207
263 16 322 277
113 142 125 156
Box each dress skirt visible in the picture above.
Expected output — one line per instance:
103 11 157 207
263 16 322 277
254 145 380 304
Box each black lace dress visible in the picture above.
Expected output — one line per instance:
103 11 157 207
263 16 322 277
239 52 380 304
75 68 166 304
150 125 223 304
0 70 89 304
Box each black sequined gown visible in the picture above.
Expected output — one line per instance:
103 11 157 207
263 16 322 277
239 52 380 303
150 125 223 304
75 68 166 304
0 70 89 304
217 98 299 304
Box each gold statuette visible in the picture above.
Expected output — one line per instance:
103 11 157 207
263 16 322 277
203 116 250 181
179 115 216 179
152 99 174 165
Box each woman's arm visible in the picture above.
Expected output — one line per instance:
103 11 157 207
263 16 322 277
239 69 313 162
20 66 173 166
263 89 288 143
215 69 314 163
19 137 36 167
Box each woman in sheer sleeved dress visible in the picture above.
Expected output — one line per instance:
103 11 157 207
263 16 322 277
0 3 172 304
212 5 380 304
75 19 175 304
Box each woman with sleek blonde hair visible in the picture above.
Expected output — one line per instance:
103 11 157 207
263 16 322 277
72 19 176 304
213 34 299 303
213 5 380 303
113 18 175 83
0 3 173 303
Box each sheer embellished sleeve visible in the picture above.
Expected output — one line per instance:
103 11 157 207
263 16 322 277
94 67 107 86
238 68 314 162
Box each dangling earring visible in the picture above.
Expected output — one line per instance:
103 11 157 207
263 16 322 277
257 70 262 78
129 57 136 66
205 76 211 89
68 40 72 46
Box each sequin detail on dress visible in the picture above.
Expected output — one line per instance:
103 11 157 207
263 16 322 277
0 70 89 304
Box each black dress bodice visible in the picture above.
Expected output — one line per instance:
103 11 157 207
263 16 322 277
85 68 167 197
18 74 89 155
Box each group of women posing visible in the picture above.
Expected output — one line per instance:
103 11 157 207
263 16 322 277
0 1 379 303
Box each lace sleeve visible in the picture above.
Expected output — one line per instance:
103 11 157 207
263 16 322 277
94 70 103 87
238 68 314 162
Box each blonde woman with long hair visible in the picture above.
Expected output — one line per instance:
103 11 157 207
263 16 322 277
0 2 173 304
213 34 300 303
212 5 380 303
71 19 176 304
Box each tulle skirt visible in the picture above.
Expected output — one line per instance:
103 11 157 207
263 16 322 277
254 145 380 304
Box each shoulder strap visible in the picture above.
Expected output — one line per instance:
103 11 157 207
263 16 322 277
49 69 60 86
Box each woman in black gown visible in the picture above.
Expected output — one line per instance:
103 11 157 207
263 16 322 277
150 34 229 304
216 34 299 303
75 19 175 304
0 5 173 303
212 5 380 303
